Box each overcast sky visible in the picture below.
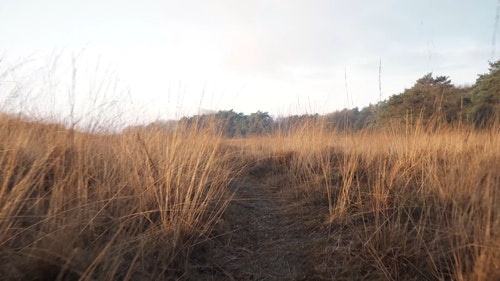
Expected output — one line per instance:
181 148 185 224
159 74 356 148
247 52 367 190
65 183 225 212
0 0 498 126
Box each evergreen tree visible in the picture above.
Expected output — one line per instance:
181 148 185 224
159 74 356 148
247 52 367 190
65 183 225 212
469 60 500 128
381 73 463 125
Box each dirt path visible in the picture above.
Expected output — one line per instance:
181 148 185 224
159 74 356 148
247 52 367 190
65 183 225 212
200 176 316 281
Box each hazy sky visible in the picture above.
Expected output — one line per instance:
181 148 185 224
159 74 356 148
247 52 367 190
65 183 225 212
0 0 498 126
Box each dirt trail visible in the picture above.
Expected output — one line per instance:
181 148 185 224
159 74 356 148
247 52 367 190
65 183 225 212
200 176 317 281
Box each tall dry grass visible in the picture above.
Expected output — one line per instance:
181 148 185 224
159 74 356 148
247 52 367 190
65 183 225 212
0 114 236 280
1 111 498 280
239 121 499 280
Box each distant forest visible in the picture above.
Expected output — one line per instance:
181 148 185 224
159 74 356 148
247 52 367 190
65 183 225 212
127 60 500 136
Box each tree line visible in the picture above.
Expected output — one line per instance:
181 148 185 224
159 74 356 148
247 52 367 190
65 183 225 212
127 60 500 136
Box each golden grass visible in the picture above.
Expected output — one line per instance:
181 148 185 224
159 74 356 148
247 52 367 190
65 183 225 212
0 115 237 280
238 123 499 280
1 113 498 280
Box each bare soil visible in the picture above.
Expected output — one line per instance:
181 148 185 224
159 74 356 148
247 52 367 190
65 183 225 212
190 172 324 280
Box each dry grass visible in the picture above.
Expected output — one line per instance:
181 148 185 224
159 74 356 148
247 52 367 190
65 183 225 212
0 115 238 280
237 122 499 280
1 113 499 280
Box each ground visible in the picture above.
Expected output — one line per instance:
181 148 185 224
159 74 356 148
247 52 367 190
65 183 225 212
191 167 325 281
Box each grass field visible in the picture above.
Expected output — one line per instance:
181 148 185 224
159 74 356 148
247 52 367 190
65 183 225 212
0 114 498 280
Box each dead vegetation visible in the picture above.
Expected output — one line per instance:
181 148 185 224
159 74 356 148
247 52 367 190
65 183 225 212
232 124 500 281
0 114 498 280
0 114 237 280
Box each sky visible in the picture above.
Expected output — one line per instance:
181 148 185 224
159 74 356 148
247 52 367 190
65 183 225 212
0 0 498 128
